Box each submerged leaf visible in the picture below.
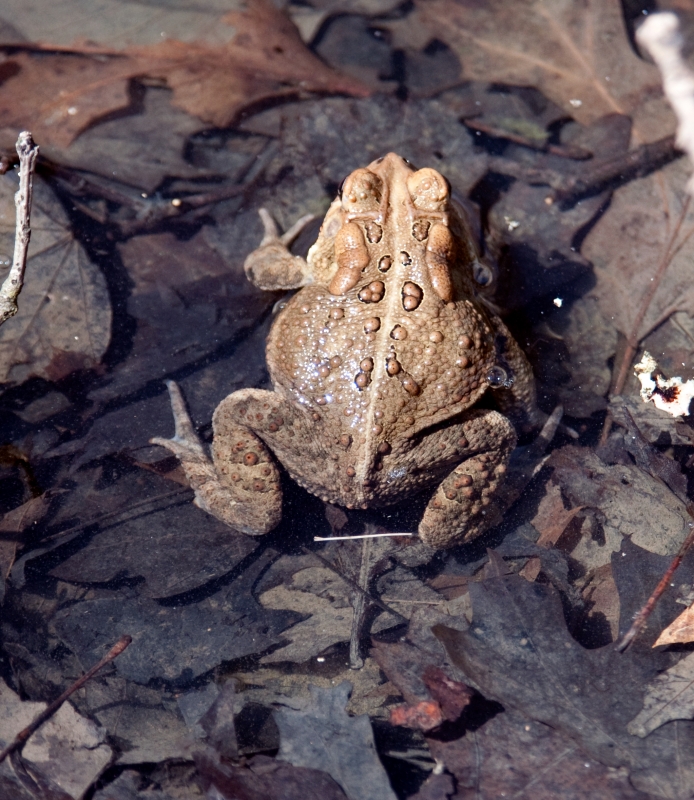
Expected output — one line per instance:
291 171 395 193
629 651 694 737
584 158 694 346
0 171 111 385
274 682 397 800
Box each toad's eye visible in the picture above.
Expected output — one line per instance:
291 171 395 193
338 177 347 198
375 156 385 164
402 157 411 165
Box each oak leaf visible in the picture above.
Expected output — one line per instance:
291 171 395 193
397 0 673 144
0 0 371 148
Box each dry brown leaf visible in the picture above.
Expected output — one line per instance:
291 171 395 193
654 602 694 646
581 563 620 642
397 0 674 143
520 482 584 581
584 157 694 346
0 0 371 148
530 481 585 548
0 171 111 385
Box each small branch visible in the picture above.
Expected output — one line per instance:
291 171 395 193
0 634 132 765
0 132 38 326
486 135 681 207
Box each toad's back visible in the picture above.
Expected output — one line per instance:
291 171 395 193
265 154 499 505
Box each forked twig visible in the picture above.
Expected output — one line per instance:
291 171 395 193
0 132 38 326
0 634 132 765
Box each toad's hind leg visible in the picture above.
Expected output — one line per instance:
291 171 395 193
151 381 282 536
418 410 516 549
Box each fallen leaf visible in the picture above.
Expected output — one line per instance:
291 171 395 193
397 0 674 143
550 295 619 419
0 0 370 148
433 574 694 798
654 603 694 647
426 708 648 800
52 551 301 684
0 0 245 48
612 539 694 651
92 762 202 799
610 395 694 447
274 682 397 800
0 677 112 799
48 492 258 599
407 773 455 800
584 157 694 348
548 445 690 564
579 563 621 645
531 481 584 548
79 675 190 765
0 492 54 603
0 171 111 386
489 112 633 309
520 482 584 581
258 567 353 664
195 751 349 800
629 650 694 737
421 664 472 721
53 86 219 193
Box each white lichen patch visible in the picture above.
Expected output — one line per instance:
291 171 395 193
635 351 694 417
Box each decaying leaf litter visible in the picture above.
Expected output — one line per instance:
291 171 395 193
2 0 694 797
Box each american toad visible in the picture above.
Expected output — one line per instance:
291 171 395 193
152 153 540 548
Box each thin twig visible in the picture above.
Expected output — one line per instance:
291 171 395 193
462 118 592 160
0 634 132 765
616 511 694 652
0 132 38 326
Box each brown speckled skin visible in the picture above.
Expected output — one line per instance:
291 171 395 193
158 154 539 549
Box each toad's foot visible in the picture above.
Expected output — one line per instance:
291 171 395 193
243 208 316 291
418 410 516 549
151 381 281 536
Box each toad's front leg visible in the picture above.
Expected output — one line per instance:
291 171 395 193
243 209 316 291
151 381 282 536
418 410 517 549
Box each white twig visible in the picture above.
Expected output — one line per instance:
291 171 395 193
637 13 694 194
0 132 38 326
314 532 414 541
